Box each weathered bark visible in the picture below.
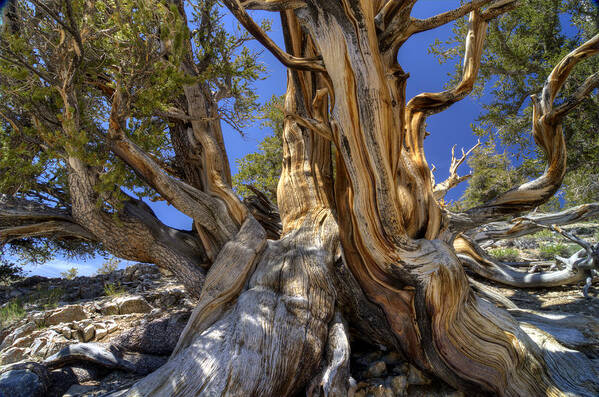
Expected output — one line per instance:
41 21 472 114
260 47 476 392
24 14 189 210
67 156 208 297
306 311 355 397
242 186 282 239
0 194 95 243
466 202 599 243
119 2 599 395
278 2 597 395
10 1 599 396
455 234 589 288
118 30 343 394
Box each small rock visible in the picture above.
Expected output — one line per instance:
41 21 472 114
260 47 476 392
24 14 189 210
82 324 95 342
29 337 48 357
390 375 408 395
106 322 119 334
116 295 152 314
1 346 30 364
0 322 36 349
57 325 72 339
42 333 70 359
365 360 387 378
0 369 46 397
10 334 36 348
101 301 119 315
363 384 393 397
407 364 431 386
95 328 107 340
45 305 87 326
75 319 92 331
381 351 402 366
160 293 177 307
149 308 162 317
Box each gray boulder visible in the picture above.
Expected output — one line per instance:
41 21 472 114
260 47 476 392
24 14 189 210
0 362 49 397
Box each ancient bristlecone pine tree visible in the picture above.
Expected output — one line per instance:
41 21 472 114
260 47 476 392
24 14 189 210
2 0 599 396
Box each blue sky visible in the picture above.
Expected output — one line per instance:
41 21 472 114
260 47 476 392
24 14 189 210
24 1 512 277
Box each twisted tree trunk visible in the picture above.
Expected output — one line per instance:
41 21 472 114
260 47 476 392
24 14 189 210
4 1 599 396
113 2 599 396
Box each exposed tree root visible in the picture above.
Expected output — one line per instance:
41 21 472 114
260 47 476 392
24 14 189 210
456 234 589 288
306 311 355 397
466 202 599 243
117 212 338 396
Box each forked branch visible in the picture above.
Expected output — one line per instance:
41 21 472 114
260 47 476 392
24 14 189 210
379 0 515 56
405 10 487 155
0 194 96 243
106 89 239 255
461 34 599 224
221 0 325 72
454 234 590 289
433 140 481 201
550 71 599 120
241 0 305 11
466 202 599 241
410 0 494 34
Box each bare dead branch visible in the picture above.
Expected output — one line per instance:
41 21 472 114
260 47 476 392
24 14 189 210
525 220 594 259
479 0 519 20
458 34 599 224
0 194 97 243
378 0 515 56
462 202 599 240
433 140 481 201
221 0 325 72
405 11 486 156
455 234 589 288
1 221 95 243
240 0 305 11
550 71 599 120
410 0 493 34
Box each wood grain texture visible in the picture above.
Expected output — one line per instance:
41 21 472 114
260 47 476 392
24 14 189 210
84 1 599 395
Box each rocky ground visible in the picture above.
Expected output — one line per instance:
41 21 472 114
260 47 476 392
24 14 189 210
0 224 598 396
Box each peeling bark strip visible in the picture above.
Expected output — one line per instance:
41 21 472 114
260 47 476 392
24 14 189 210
0 194 95 242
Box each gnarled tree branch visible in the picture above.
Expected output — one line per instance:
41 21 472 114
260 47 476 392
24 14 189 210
461 34 599 224
107 89 239 259
466 202 599 242
241 0 305 11
0 194 96 243
433 140 481 201
455 234 589 288
221 0 325 72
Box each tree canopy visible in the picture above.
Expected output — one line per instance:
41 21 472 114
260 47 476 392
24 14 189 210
0 0 265 268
